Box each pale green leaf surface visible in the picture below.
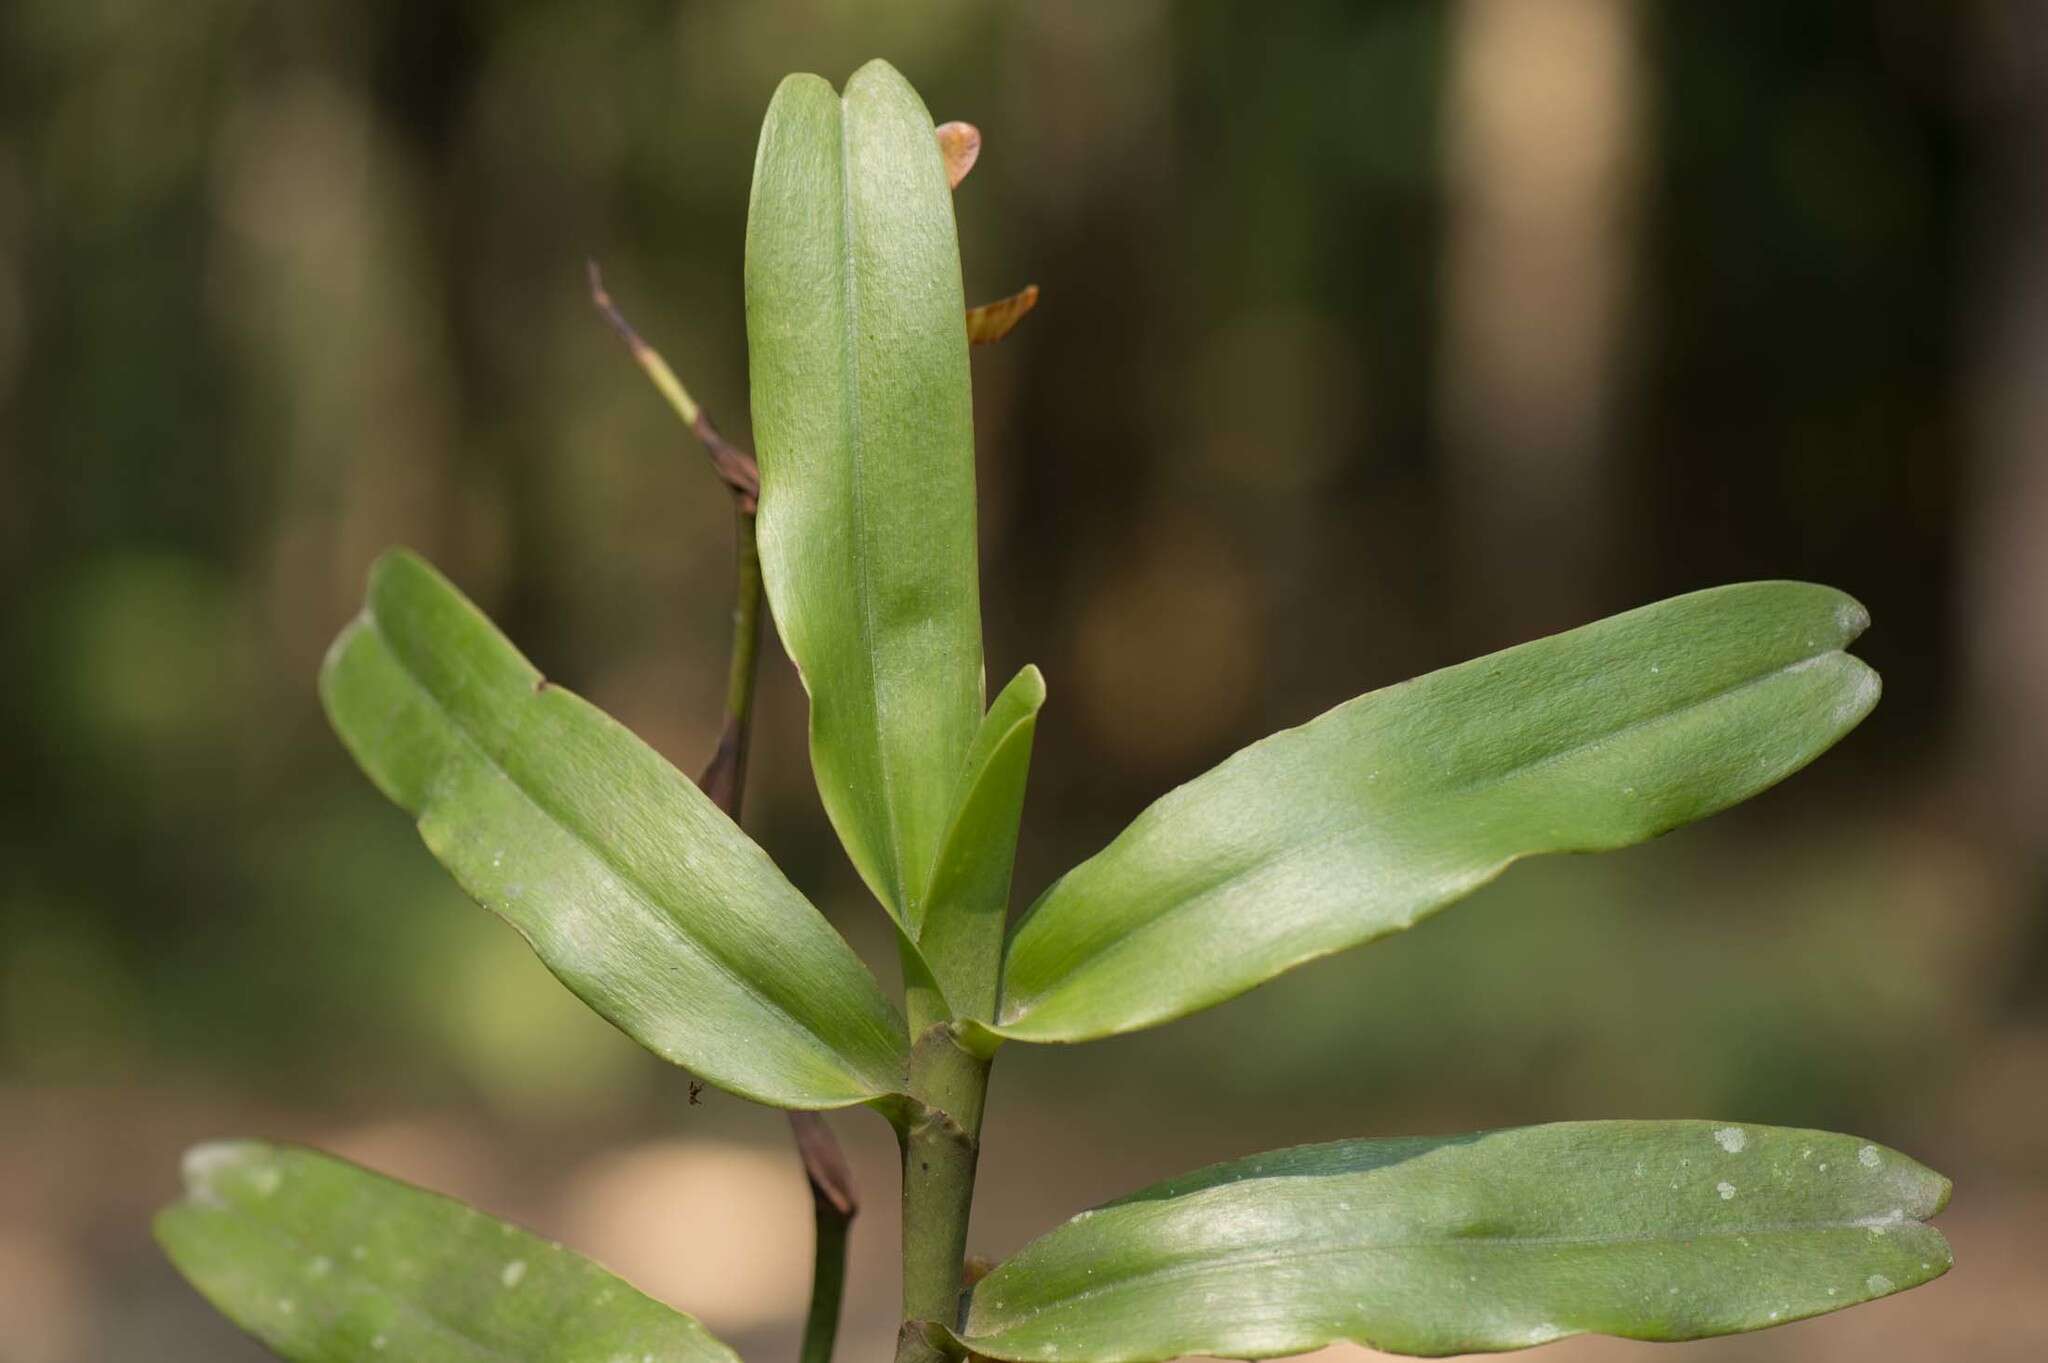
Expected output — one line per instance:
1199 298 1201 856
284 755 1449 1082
956 1121 1951 1360
996 583 1878 1043
157 1140 741 1363
320 550 908 1110
917 665 1045 1021
745 60 983 926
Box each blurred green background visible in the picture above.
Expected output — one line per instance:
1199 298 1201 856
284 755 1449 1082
4 1 2045 1360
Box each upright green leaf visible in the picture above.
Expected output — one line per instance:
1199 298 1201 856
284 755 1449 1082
956 1121 1951 1361
996 583 1878 1043
745 60 983 927
158 1140 742 1363
321 550 908 1110
917 665 1045 1021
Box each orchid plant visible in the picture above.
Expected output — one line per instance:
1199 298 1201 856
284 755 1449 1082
158 60 1950 1363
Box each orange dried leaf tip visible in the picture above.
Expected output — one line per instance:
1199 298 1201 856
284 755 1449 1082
937 121 982 188
966 284 1040 346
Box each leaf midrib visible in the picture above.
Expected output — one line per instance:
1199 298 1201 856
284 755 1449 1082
369 610 894 1098
1002 648 1851 1022
971 1213 1932 1337
836 96 909 919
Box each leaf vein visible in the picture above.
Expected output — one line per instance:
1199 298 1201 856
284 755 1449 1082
837 97 909 920
974 1217 1930 1335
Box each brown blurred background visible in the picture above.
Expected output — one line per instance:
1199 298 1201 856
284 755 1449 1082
3 1 2046 1360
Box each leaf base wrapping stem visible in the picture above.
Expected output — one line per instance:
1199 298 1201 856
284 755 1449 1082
896 1320 963 1363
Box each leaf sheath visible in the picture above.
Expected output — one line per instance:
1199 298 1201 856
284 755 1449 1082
917 665 1045 1021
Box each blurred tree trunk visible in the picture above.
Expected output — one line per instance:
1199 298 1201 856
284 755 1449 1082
1438 0 1642 644
1964 1 2048 1008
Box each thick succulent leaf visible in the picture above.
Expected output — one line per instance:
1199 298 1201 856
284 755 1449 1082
745 60 983 927
321 550 908 1110
158 1141 741 1363
956 1121 1952 1361
917 665 1045 1021
996 582 1878 1043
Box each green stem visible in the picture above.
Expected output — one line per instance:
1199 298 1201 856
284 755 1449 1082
699 509 763 813
789 1111 859 1363
800 1199 851 1363
726 513 763 729
898 1026 990 1349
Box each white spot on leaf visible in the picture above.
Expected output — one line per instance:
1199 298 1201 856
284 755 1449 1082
1858 1145 1882 1169
1717 1181 1737 1200
501 1259 527 1288
1713 1127 1747 1154
181 1142 283 1202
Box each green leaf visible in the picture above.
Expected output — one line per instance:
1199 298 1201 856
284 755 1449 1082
956 1121 1951 1361
995 582 1878 1043
157 1140 741 1363
745 60 984 928
320 549 908 1110
917 665 1045 1022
